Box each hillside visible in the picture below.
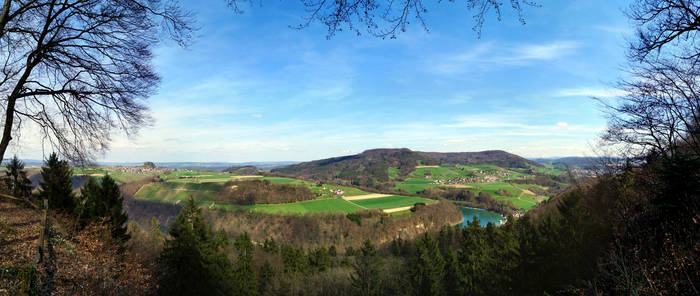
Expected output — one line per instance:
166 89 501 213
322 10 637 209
272 148 437 186
272 148 540 188
418 150 541 168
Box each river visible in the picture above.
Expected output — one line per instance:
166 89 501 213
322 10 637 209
459 206 504 227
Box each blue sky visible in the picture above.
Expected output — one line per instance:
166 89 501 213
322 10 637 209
20 0 635 162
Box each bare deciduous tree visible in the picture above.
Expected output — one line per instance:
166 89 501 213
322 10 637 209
228 0 539 39
600 59 699 158
0 0 193 162
627 0 700 63
601 0 700 159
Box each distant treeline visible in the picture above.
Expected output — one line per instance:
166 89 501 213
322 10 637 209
217 179 315 205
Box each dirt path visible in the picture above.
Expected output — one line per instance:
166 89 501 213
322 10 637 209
521 189 535 195
342 193 392 201
415 165 439 168
443 184 473 188
383 206 413 213
231 175 262 179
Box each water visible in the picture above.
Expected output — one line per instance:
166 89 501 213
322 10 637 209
459 207 504 227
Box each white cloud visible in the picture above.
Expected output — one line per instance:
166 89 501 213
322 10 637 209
552 87 626 98
506 41 582 63
557 121 568 127
431 40 582 74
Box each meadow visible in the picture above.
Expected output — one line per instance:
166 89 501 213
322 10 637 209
391 164 560 210
350 195 434 210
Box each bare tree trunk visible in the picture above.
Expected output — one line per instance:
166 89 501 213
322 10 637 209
0 0 10 38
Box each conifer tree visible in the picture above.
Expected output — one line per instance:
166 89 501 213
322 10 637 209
39 153 75 212
158 197 234 296
233 232 258 296
350 239 382 296
101 175 129 242
3 155 32 198
258 260 275 296
76 177 101 225
409 233 446 296
76 175 130 242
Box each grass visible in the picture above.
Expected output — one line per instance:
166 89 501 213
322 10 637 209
261 177 300 184
351 195 434 210
242 198 362 214
134 181 223 204
73 167 151 184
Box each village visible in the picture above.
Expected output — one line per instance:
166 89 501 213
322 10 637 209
429 169 513 185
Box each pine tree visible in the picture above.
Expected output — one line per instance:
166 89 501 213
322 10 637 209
158 197 234 296
39 153 75 212
257 260 275 296
101 174 129 242
233 232 258 296
350 239 382 296
75 175 130 242
443 249 466 296
409 233 446 296
3 155 32 198
76 177 101 225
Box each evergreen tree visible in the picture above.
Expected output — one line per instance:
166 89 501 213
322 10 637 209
409 233 446 296
350 240 382 296
443 249 466 296
76 177 101 225
101 174 129 242
75 175 129 242
233 232 258 296
3 155 32 198
257 260 275 296
38 153 75 212
158 197 234 296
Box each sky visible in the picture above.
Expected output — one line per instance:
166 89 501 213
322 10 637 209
17 0 635 162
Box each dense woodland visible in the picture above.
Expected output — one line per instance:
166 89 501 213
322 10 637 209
216 180 316 205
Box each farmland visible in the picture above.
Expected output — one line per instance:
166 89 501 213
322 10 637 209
391 164 561 210
350 195 433 210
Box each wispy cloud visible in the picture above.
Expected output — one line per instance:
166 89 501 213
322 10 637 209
552 87 626 98
431 41 583 74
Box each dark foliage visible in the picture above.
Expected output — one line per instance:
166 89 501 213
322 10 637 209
2 155 32 198
76 175 130 242
418 150 541 168
38 153 75 212
158 198 235 296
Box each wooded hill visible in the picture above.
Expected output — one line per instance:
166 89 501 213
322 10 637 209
272 148 540 188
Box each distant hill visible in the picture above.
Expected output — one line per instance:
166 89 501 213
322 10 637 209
418 150 541 168
272 148 540 188
531 157 609 169
223 165 261 175
272 148 437 187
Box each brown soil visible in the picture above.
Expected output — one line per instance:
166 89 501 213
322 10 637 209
443 184 473 188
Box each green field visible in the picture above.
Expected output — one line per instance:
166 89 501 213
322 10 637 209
73 167 152 184
391 164 563 210
351 195 434 210
242 198 363 214
134 182 223 204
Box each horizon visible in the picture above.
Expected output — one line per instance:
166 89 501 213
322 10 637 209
8 1 631 162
